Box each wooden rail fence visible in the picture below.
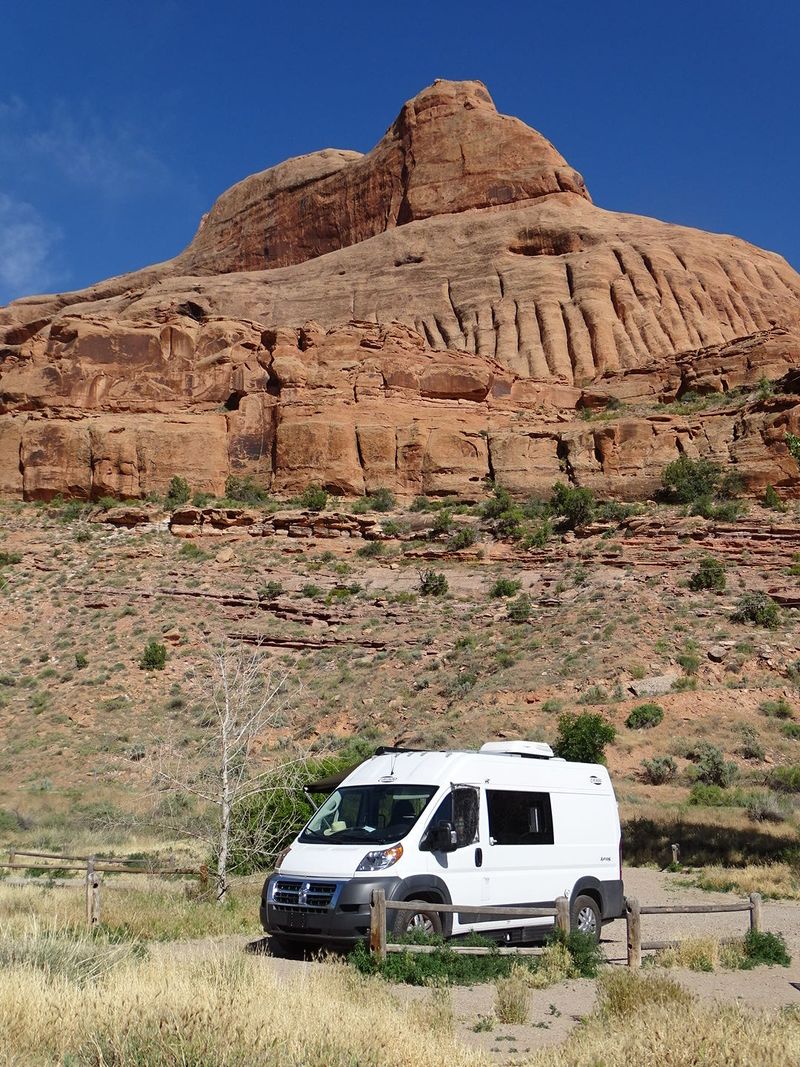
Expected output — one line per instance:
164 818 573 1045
625 894 762 968
369 890 569 959
369 890 766 968
1 850 209 927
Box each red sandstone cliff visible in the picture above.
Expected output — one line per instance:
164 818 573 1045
1 80 799 501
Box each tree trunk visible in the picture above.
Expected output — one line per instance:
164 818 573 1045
216 712 231 903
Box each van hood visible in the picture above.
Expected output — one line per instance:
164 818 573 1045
279 840 393 879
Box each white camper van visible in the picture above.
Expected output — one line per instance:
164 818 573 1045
260 742 623 948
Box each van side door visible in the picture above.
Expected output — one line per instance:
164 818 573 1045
420 785 485 932
482 788 560 934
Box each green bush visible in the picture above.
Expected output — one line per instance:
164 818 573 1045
224 475 270 505
299 484 328 512
763 484 786 511
74 653 88 670
349 927 603 987
661 456 721 503
690 496 747 521
368 487 396 512
733 592 781 630
418 570 448 596
781 722 800 740
139 641 167 671
490 577 521 599
688 742 737 787
227 746 373 874
688 783 738 807
760 697 794 720
688 557 726 592
165 476 191 508
430 510 454 536
448 525 478 550
257 581 284 600
506 594 532 623
554 712 615 763
641 755 677 785
785 432 800 464
356 541 384 559
769 765 800 793
625 703 664 730
550 482 595 529
739 725 765 761
741 929 791 968
522 520 552 549
300 583 323 599
0 551 22 567
178 542 209 561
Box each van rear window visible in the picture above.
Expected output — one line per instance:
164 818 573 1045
487 790 554 846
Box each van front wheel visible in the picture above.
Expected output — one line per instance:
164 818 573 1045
392 901 443 939
570 895 601 941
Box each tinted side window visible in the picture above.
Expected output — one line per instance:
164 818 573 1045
487 790 554 845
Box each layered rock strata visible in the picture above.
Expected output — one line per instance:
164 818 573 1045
1 79 799 500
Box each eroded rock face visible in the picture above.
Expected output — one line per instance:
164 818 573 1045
1 79 800 501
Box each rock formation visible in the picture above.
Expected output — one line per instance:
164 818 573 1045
1 79 800 500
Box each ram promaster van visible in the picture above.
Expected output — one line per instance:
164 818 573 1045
260 742 623 949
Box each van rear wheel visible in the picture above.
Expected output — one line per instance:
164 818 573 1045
570 894 601 942
392 901 443 939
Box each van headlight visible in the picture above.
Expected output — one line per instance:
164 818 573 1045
356 844 403 872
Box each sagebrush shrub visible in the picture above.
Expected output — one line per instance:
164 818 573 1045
733 592 781 630
641 755 677 785
626 703 664 730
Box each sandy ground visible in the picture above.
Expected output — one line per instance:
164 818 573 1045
149 866 800 1061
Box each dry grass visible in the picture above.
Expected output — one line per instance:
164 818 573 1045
689 863 800 900
493 963 530 1023
526 939 577 988
652 936 745 972
533 970 800 1066
0 878 256 941
0 949 487 1067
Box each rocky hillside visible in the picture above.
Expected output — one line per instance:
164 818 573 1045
1 79 800 503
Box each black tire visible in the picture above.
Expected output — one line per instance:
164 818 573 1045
391 900 444 939
570 894 601 942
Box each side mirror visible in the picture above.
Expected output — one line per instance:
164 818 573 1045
426 820 458 852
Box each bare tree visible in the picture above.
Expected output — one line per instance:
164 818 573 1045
150 642 316 902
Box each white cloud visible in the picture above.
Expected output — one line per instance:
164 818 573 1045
0 193 62 303
0 97 174 201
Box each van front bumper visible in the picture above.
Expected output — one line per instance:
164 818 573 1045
261 873 403 945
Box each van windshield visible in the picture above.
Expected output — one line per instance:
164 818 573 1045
300 785 438 845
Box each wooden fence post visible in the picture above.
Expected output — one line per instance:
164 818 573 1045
198 864 209 894
85 856 101 927
750 893 762 933
7 849 14 868
626 898 641 969
671 843 680 866
555 895 570 934
370 888 387 960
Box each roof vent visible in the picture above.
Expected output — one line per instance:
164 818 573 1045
480 741 555 759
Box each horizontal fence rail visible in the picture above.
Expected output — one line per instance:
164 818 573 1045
626 894 762 968
1 851 209 927
369 889 569 960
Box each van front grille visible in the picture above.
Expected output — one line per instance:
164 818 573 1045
272 879 338 912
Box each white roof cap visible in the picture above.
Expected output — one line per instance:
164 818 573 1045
479 741 554 759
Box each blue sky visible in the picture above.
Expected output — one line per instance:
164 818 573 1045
2 0 798 305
